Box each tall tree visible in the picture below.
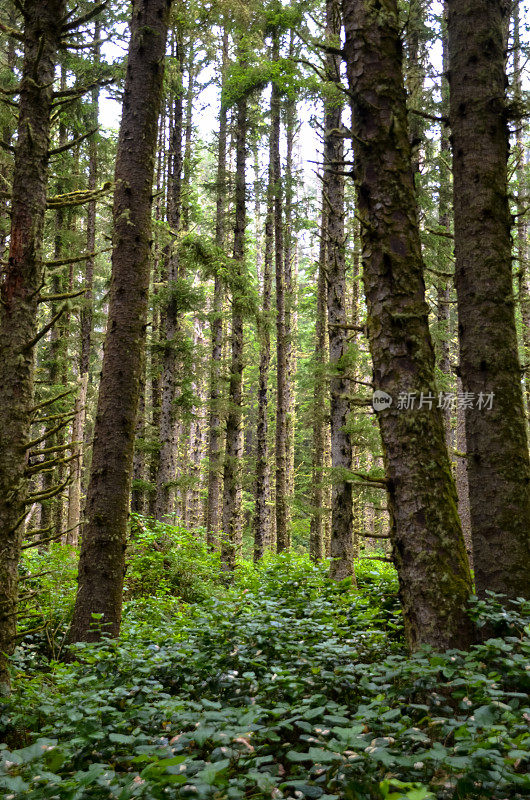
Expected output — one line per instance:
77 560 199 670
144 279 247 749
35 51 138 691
254 118 274 560
69 21 102 535
342 0 474 649
69 0 172 643
309 206 328 562
221 92 247 571
514 2 530 421
324 0 355 581
0 0 67 696
447 0 530 600
206 28 229 545
155 31 184 520
272 29 290 552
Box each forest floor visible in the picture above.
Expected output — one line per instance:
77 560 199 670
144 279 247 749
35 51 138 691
0 517 529 800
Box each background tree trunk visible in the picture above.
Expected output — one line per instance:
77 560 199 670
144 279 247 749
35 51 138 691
221 95 247 571
206 29 229 545
254 119 274 561
325 0 355 581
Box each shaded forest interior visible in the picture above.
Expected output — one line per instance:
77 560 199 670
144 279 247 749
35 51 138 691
0 0 529 798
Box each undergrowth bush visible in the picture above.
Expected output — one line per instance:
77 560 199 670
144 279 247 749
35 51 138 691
125 516 220 603
1 520 528 800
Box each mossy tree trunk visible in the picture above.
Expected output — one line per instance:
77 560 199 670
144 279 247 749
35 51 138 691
342 0 474 650
0 0 67 695
448 0 530 600
69 0 172 643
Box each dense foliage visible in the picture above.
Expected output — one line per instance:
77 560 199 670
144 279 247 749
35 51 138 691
1 520 528 800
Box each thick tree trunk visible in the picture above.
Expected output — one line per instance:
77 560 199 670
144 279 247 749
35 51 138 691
0 0 66 695
325 0 355 581
221 96 247 571
206 30 229 545
448 0 530 599
342 0 474 650
69 0 171 643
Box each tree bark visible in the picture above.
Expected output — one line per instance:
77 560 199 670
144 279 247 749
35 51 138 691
325 0 355 581
272 33 290 552
448 0 530 600
69 0 172 643
206 29 229 545
436 4 453 450
221 95 247 571
155 38 184 520
75 21 101 526
342 0 474 650
310 203 328 562
0 0 67 695
513 4 530 421
254 116 274 561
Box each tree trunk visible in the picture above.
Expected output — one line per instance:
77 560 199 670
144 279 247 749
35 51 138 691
284 83 296 512
155 42 184 520
254 117 274 561
448 0 530 600
221 95 247 571
272 34 290 552
0 0 66 695
75 21 101 527
67 373 89 540
206 29 228 545
342 0 474 650
69 0 172 643
513 4 530 421
436 5 453 450
325 0 355 581
310 204 328 562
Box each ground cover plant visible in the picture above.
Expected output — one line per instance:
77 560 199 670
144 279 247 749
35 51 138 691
1 519 529 800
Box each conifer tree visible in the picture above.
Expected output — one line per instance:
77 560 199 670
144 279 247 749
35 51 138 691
69 0 172 643
342 0 474 650
447 0 530 600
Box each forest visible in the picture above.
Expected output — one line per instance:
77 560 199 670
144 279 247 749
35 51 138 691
0 0 529 797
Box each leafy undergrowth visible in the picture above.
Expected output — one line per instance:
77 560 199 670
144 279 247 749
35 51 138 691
1 523 529 800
